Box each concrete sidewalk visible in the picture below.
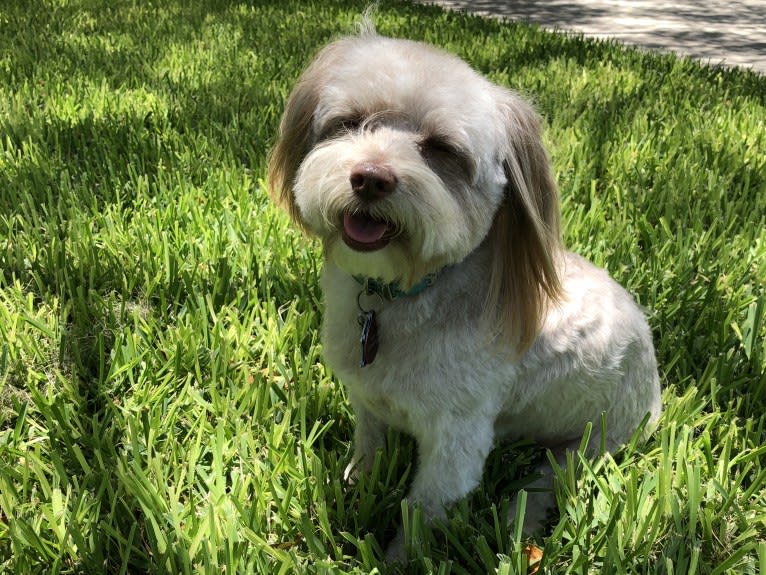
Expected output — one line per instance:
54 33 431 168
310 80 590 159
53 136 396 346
412 0 766 74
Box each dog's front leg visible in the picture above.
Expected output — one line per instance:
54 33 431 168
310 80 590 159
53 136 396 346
344 400 387 482
386 417 495 561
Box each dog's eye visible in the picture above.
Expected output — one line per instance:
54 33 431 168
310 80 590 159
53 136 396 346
419 136 475 181
420 136 453 154
318 116 362 141
419 136 463 159
341 118 361 131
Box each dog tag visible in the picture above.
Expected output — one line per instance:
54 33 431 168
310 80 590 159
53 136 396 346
358 310 379 367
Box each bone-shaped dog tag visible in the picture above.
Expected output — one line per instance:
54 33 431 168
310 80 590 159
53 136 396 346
358 310 379 367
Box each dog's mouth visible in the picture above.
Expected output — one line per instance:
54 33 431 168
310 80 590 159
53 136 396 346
342 212 397 252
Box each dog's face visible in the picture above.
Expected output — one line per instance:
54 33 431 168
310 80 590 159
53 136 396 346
269 32 563 348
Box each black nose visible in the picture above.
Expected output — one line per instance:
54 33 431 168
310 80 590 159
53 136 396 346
349 163 397 201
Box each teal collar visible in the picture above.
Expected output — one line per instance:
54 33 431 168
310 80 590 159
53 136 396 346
353 271 439 301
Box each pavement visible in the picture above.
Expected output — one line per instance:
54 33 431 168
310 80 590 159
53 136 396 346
411 0 766 74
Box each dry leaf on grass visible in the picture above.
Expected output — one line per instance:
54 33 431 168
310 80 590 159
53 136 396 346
522 544 543 574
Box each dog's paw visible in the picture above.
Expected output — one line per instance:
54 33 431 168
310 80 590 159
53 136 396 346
343 461 360 484
384 529 407 563
343 456 373 485
344 446 381 484
509 489 554 535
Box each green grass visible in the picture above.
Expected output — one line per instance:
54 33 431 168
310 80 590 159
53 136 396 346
1 0 765 573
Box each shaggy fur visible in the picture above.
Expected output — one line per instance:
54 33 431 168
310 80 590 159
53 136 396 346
268 27 662 560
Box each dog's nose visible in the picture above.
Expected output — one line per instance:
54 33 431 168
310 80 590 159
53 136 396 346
349 163 397 201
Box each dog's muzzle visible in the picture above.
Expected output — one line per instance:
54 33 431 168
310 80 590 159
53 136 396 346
342 163 399 252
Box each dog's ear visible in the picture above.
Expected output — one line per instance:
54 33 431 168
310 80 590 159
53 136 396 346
267 53 327 226
486 91 563 353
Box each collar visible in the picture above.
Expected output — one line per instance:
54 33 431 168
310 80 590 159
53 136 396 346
353 271 440 301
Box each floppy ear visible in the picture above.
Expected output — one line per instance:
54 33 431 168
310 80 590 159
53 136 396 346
485 90 563 353
267 52 326 226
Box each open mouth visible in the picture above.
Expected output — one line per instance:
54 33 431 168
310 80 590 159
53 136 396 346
341 212 397 252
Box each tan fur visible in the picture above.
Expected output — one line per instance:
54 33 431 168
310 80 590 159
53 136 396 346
267 45 330 225
486 92 563 352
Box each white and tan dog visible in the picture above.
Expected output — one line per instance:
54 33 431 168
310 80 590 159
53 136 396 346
268 23 661 559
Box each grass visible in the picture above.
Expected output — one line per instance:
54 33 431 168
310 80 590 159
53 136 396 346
0 0 764 572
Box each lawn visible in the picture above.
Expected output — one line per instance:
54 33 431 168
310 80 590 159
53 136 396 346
0 0 765 573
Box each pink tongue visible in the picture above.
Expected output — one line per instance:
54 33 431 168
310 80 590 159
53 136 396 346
343 213 389 244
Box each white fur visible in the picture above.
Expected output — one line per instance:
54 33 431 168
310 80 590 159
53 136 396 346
268 29 662 561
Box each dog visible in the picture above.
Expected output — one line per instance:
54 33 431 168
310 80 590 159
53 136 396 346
268 22 662 561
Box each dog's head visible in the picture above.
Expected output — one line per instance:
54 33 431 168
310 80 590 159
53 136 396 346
268 29 562 351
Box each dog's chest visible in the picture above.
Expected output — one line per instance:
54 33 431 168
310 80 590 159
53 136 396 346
322 295 438 384
321 291 497 434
